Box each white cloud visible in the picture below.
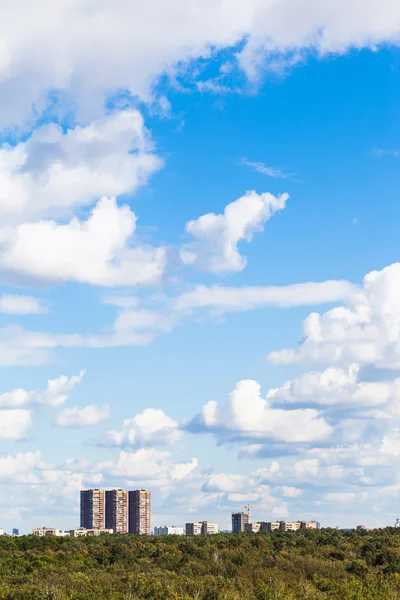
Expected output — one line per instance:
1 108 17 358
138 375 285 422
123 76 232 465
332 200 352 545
1 1 400 128
202 473 247 493
54 404 110 428
0 370 85 408
0 110 161 219
0 409 31 440
0 451 42 481
97 449 198 484
267 263 400 368
187 379 333 444
239 158 293 179
180 191 288 273
175 280 356 313
0 196 167 286
266 363 400 418
103 408 181 448
0 295 48 315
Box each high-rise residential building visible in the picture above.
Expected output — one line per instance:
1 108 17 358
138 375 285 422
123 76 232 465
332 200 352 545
128 490 151 535
80 489 105 529
105 489 128 534
232 512 249 532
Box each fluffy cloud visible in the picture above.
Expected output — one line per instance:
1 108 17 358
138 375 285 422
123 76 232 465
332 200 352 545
0 409 31 440
187 379 333 444
103 408 181 448
54 404 110 428
1 1 400 127
96 449 198 485
0 295 48 315
0 197 167 286
268 263 400 368
0 451 43 481
201 473 247 493
180 191 288 273
0 110 162 220
0 370 85 408
267 363 400 419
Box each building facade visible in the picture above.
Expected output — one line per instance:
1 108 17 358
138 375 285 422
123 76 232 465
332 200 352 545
105 489 128 534
153 526 185 536
232 512 250 532
80 489 105 529
244 522 261 533
259 521 319 531
185 521 218 535
128 490 151 535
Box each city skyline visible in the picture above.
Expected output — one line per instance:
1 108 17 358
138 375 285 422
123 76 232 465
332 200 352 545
2 1 400 533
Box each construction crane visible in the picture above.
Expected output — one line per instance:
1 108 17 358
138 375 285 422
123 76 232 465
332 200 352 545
245 505 259 522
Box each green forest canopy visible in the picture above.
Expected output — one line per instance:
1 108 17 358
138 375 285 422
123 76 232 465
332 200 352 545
2 528 400 599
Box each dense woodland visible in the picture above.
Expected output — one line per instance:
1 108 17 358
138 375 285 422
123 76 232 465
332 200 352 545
2 528 400 598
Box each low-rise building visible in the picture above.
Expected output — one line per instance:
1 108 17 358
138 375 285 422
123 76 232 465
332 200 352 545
31 527 69 537
69 528 113 537
153 526 185 536
185 521 218 535
259 521 319 532
244 522 261 533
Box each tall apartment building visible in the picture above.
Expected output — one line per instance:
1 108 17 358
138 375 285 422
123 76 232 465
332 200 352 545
128 490 151 535
232 512 249 532
105 489 128 534
80 489 105 529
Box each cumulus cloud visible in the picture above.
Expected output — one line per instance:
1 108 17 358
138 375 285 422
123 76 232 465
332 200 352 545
187 379 333 444
102 408 181 448
96 449 198 485
0 370 85 408
54 404 110 428
0 110 162 221
0 409 31 440
267 263 400 368
0 197 167 286
0 295 48 315
1 1 400 128
267 363 400 419
201 473 247 493
180 191 288 273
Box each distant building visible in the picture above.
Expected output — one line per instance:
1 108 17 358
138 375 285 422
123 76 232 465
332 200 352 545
12 528 19 536
232 512 249 533
244 522 261 533
80 489 105 529
128 490 151 535
356 525 367 531
153 526 185 536
259 521 319 532
31 527 69 537
0 529 3 536
185 521 218 535
69 528 113 537
105 489 128 534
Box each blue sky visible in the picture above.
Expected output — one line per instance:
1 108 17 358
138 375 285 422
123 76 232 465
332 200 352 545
1 1 400 533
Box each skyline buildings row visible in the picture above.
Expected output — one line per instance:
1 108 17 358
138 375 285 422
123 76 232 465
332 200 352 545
80 489 151 535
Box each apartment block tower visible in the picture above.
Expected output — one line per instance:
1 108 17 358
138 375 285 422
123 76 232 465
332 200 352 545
128 490 151 535
80 489 105 529
232 512 249 532
105 489 128 534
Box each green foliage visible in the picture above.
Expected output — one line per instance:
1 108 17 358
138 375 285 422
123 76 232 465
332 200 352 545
1 529 400 598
